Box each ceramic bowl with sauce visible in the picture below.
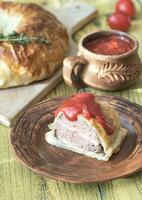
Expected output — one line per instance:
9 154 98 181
63 30 142 91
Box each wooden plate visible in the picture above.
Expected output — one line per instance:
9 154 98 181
10 95 142 183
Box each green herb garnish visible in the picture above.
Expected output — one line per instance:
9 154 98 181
0 31 50 45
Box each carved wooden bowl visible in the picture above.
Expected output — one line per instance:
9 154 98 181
10 95 142 183
63 30 142 91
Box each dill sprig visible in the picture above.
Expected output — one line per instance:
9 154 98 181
0 31 50 45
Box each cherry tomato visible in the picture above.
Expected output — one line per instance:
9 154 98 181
107 12 131 31
116 0 136 18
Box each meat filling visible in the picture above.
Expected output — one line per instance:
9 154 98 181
52 112 104 153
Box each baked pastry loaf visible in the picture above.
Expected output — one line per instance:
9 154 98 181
45 93 127 161
0 2 68 88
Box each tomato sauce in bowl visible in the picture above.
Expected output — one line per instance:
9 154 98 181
63 30 141 91
84 35 134 56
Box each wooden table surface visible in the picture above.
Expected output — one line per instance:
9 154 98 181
1 0 142 199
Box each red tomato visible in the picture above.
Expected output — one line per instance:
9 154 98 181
116 0 136 18
107 12 131 31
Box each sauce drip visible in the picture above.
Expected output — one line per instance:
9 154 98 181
54 93 114 135
85 35 133 55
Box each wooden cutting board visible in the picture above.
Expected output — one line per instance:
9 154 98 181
0 2 97 127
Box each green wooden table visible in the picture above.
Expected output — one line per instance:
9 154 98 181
1 0 142 199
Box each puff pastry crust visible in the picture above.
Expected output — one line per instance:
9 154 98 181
46 100 127 161
0 2 69 88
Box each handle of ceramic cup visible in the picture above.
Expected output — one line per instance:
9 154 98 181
63 56 88 88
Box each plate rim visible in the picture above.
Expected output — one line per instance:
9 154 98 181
10 94 142 183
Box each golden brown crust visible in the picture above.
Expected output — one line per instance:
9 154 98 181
0 2 69 88
89 101 121 151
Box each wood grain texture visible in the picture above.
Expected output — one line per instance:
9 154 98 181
1 0 142 200
0 1 98 127
10 95 142 183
